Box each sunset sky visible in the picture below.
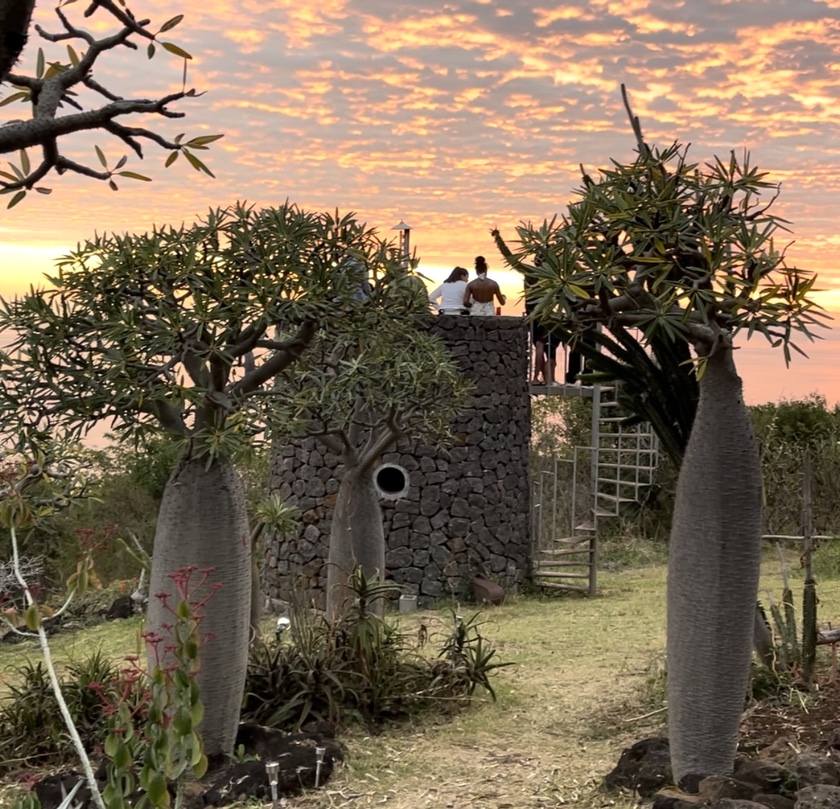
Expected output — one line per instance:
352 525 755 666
1 0 838 404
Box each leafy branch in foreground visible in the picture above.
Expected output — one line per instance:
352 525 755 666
0 0 221 207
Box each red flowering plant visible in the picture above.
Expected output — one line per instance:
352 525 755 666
2 447 213 809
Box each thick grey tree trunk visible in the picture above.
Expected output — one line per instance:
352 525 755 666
326 465 385 620
667 344 762 783
147 457 251 758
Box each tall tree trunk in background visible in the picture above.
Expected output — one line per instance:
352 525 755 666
667 344 762 783
147 457 251 759
326 464 386 620
0 0 35 83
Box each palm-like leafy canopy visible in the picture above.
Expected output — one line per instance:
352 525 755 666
514 141 827 364
502 100 828 460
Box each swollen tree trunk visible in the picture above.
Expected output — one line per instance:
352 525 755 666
667 344 762 783
147 456 251 758
326 464 386 620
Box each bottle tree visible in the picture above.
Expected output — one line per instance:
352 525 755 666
0 201 419 756
272 325 471 618
510 89 827 781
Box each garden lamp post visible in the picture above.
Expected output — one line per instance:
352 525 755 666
391 220 411 268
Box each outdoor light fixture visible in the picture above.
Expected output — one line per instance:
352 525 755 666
265 760 280 809
275 616 290 641
391 220 411 267
315 746 327 788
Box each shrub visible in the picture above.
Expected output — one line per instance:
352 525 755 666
0 652 143 774
242 568 510 731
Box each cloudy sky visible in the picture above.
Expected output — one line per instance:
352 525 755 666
1 0 839 403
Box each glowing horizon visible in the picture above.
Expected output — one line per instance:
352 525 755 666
2 0 839 404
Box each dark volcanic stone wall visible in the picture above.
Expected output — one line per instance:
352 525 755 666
264 315 531 608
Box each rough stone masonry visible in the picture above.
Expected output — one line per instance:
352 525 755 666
264 315 532 609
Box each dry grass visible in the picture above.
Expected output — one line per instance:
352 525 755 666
5 550 840 809
278 567 671 809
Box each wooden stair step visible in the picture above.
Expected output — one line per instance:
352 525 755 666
597 463 658 471
538 547 594 557
534 581 590 593
536 561 592 569
596 493 637 504
533 571 592 579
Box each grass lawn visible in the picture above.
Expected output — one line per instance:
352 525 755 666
3 544 840 808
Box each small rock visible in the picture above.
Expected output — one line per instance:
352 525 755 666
734 757 791 793
699 775 757 802
604 736 672 798
471 576 505 605
103 595 134 620
790 751 840 788
758 738 800 765
651 787 705 808
750 794 795 809
679 772 709 793
794 784 840 809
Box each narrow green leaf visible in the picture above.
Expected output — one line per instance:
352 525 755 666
185 134 224 148
108 179 119 191
19 149 30 175
147 42 156 59
67 45 80 66
183 149 215 177
0 91 29 107
35 187 52 195
7 190 26 209
115 155 128 169
95 144 107 168
159 14 184 32
117 171 152 181
162 41 193 60
164 151 179 168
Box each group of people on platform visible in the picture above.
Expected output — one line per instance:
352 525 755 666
428 255 585 386
427 256 506 316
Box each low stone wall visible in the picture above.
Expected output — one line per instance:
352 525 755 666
264 315 532 608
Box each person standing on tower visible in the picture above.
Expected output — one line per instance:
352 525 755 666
464 256 506 315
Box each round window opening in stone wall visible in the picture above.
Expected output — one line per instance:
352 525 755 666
374 463 409 500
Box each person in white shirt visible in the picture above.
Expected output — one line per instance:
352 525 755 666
428 267 470 314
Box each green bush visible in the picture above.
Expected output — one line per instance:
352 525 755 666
0 651 144 773
242 569 510 731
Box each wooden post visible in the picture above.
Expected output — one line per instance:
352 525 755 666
802 451 817 684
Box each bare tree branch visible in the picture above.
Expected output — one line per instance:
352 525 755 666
231 321 318 397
